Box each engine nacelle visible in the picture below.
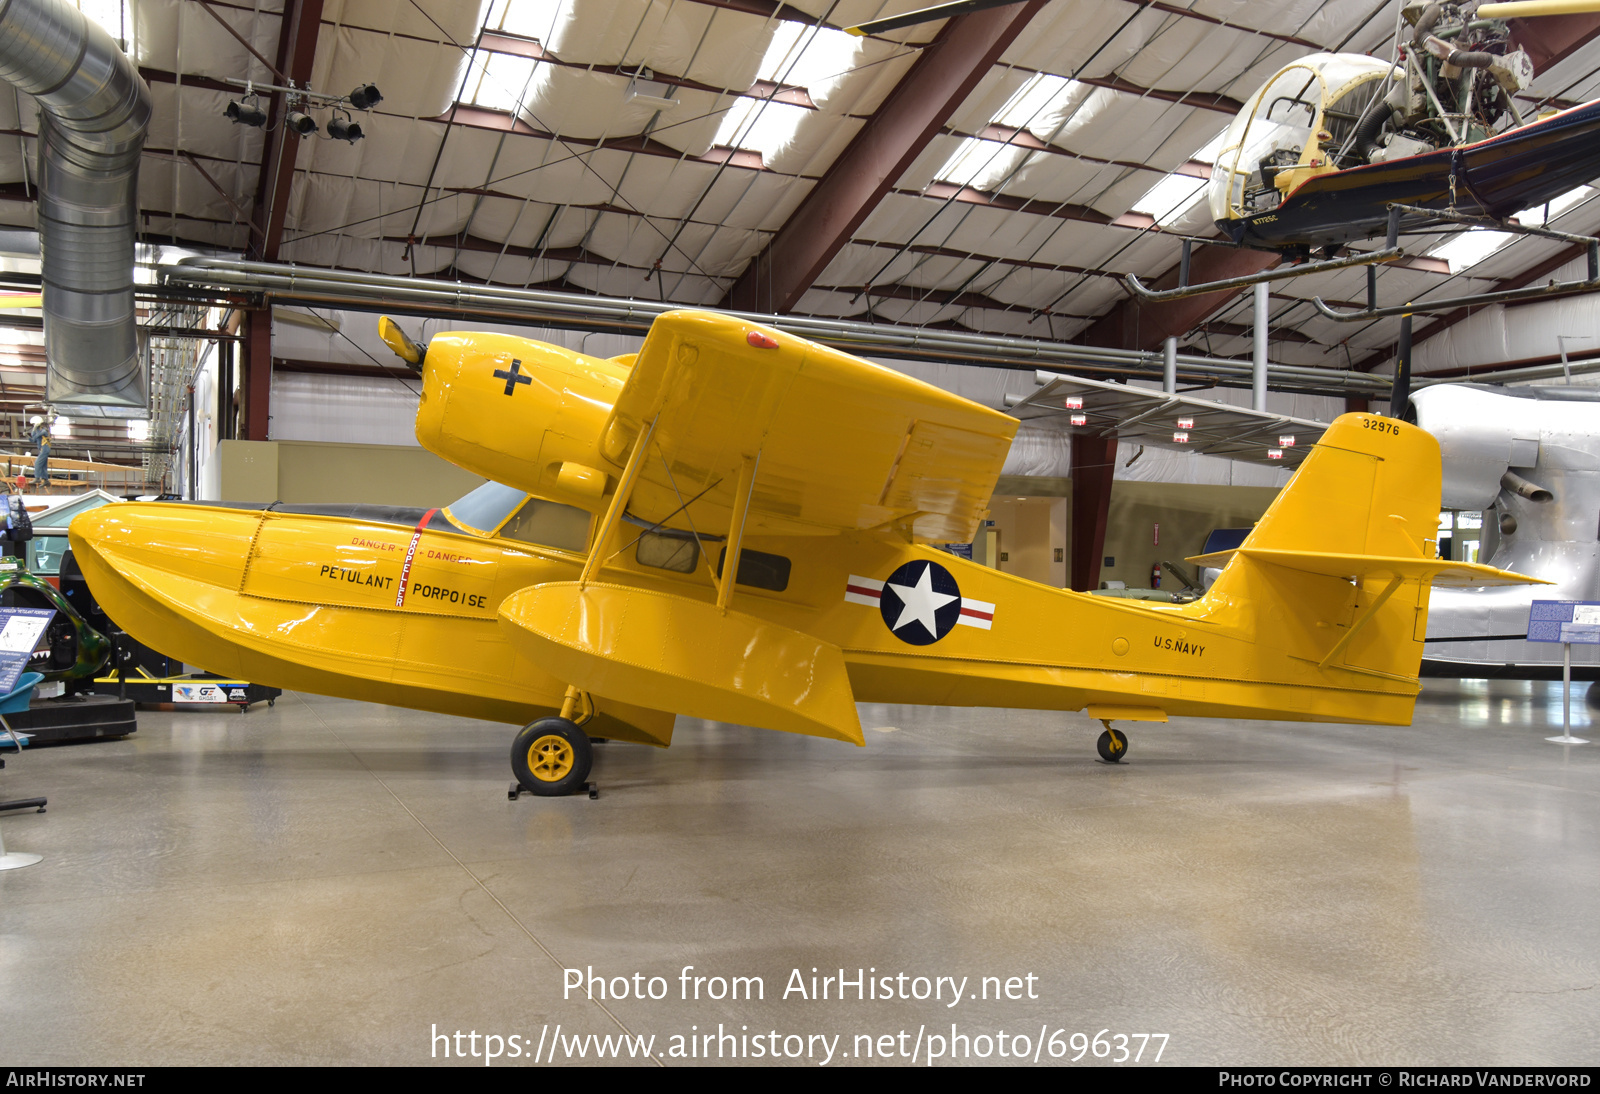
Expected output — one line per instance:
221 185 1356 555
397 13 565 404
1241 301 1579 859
414 331 630 512
1411 386 1541 510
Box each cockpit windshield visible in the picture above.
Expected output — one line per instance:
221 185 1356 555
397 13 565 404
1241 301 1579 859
441 480 593 553
1208 53 1397 226
443 481 526 535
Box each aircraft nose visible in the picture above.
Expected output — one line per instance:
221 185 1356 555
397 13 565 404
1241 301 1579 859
414 331 614 497
69 502 260 593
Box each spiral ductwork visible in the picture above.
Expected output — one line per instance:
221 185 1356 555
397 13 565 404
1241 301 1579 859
0 0 150 408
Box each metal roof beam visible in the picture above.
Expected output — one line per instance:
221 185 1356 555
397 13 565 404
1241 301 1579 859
251 0 324 262
1511 11 1600 74
722 0 1049 314
1360 240 1591 370
1078 245 1281 352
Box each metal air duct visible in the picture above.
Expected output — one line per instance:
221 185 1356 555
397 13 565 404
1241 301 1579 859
0 0 150 409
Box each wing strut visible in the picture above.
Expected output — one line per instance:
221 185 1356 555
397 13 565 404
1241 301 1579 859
717 452 761 613
579 415 660 589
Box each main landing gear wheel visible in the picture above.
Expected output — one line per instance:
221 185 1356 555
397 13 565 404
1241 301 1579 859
1096 724 1129 764
511 717 593 797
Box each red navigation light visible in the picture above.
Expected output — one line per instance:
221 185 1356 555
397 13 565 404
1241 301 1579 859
746 330 779 349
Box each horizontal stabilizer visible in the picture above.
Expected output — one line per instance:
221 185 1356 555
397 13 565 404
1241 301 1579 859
498 581 865 745
1187 547 1547 588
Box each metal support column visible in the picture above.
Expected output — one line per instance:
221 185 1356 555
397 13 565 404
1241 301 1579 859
1162 336 1177 394
1069 432 1118 593
1252 281 1269 412
243 309 272 441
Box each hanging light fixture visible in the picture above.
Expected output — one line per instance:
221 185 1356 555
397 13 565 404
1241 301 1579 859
327 113 364 143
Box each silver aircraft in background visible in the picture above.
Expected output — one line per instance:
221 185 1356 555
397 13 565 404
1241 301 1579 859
1413 384 1600 686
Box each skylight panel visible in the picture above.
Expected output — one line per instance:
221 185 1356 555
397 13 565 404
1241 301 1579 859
994 73 1075 132
1190 129 1228 164
755 22 864 102
464 48 539 113
935 138 1027 191
1132 174 1208 226
1431 228 1516 272
713 24 863 157
1127 128 1226 227
1531 185 1593 222
484 0 567 41
713 98 811 160
930 74 1084 192
1431 185 1595 271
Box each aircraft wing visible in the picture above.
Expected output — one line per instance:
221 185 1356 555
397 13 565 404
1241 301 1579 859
602 311 1018 544
1008 371 1328 468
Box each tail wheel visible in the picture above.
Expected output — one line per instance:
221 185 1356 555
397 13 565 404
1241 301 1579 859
511 717 593 796
1096 726 1128 764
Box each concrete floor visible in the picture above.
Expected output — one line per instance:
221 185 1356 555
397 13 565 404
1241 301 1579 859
1 679 1596 1067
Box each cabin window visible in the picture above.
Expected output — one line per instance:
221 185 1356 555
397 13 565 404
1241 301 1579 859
636 531 698 574
498 498 591 552
715 548 791 592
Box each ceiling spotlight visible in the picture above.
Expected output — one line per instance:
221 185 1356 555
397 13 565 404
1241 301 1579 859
285 111 318 136
327 114 364 143
348 83 383 110
224 98 267 127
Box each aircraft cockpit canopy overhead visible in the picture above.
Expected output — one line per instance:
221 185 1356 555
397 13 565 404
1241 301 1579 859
1209 53 1400 227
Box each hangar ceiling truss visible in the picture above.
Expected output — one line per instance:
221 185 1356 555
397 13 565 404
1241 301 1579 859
1 0 1600 431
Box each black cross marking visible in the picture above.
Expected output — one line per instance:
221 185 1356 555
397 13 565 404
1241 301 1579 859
494 359 531 396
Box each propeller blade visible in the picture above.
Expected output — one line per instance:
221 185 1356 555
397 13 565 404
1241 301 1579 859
378 315 426 370
1478 0 1600 18
845 0 1025 36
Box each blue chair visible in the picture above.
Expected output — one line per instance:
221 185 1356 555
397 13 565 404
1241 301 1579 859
0 671 43 749
0 671 45 817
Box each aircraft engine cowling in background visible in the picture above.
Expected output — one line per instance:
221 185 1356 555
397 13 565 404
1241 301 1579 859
413 331 631 512
1411 386 1543 510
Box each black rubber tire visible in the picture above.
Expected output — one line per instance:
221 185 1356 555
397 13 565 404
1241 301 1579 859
511 717 593 796
1096 727 1129 763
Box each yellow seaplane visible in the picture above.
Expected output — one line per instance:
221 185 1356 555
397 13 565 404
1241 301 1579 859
68 311 1539 795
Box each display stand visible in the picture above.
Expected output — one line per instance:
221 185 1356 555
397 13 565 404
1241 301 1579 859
0 607 52 867
0 704 44 871
0 817 41 870
1527 601 1597 745
1547 641 1591 745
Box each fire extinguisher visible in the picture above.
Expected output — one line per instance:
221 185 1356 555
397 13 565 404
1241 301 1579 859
1151 563 1162 588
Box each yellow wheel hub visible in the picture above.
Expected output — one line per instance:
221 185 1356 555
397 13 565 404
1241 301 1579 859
526 734 575 782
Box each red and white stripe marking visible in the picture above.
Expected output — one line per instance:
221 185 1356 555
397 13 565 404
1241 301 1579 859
394 508 437 608
845 574 995 630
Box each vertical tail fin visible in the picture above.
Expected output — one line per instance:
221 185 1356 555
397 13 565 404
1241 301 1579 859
1190 413 1540 681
